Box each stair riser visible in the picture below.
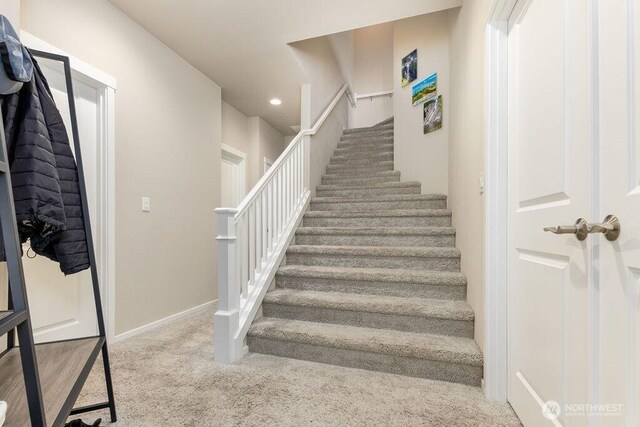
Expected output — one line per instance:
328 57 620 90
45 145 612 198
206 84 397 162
247 337 482 386
326 162 394 174
337 139 394 150
295 233 455 247
321 174 401 186
286 253 460 271
303 216 452 227
310 199 447 211
341 131 394 141
329 154 394 166
316 187 420 198
275 276 467 300
262 303 474 338
343 125 394 135
333 144 394 156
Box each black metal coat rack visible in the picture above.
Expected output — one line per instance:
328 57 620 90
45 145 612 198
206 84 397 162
0 49 116 426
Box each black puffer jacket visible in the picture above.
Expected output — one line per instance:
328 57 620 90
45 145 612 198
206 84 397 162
0 53 89 274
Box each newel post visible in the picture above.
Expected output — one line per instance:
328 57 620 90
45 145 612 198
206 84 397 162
213 207 241 364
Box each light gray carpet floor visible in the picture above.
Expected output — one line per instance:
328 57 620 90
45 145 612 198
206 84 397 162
72 308 521 426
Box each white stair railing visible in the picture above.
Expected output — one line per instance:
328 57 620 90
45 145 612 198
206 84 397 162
214 83 353 363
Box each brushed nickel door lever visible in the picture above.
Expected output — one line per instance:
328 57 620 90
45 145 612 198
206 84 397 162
543 218 589 241
586 215 620 241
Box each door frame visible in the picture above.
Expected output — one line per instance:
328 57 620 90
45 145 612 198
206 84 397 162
20 31 118 341
484 0 601 405
484 0 515 402
221 144 247 206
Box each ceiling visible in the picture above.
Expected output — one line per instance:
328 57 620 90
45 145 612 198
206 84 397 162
108 0 461 135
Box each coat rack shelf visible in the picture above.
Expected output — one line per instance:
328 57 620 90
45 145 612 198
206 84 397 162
0 48 116 427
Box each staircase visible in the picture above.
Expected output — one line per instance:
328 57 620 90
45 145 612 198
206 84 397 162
246 118 483 386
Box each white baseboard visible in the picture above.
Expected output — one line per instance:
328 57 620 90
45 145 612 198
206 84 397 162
110 300 216 344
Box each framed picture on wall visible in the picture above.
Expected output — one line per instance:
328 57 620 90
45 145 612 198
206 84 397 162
412 73 437 106
423 95 443 134
401 49 417 87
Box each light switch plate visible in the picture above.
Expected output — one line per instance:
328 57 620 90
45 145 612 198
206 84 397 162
142 197 151 212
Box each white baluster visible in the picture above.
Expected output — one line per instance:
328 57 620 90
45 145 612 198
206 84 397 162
249 204 255 288
240 214 248 298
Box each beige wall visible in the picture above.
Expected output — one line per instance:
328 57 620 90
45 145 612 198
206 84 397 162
393 12 450 195
21 0 221 335
3 0 20 28
291 37 345 124
352 23 394 128
448 1 491 351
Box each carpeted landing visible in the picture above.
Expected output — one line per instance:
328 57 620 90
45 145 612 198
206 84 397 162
73 308 521 426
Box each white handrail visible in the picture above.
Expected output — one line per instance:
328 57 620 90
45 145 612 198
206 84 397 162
213 83 351 364
235 83 351 217
355 89 394 100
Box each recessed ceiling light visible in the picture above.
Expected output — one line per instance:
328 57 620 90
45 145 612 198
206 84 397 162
270 98 282 106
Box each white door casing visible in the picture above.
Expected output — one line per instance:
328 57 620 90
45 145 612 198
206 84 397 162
220 144 246 208
11 32 117 342
507 1 591 425
22 59 101 342
598 0 640 424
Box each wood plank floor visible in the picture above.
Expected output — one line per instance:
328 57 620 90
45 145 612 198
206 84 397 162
0 337 102 427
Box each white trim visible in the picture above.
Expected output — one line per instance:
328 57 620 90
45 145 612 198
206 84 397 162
20 31 117 89
221 143 247 161
21 31 118 343
112 300 216 343
221 144 247 208
484 0 516 402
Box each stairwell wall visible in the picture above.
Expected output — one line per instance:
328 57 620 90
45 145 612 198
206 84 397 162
393 12 450 196
447 0 492 352
351 23 394 128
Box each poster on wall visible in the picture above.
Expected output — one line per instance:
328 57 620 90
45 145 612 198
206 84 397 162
401 49 417 87
411 73 437 106
423 95 443 134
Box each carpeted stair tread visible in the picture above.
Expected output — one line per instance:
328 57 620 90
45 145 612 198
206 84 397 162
296 226 456 236
337 138 394 149
330 151 394 163
263 289 474 321
311 194 447 203
341 129 394 139
287 245 460 258
248 318 482 366
276 265 467 286
304 209 452 218
316 181 420 192
333 144 394 155
326 160 394 172
343 124 394 134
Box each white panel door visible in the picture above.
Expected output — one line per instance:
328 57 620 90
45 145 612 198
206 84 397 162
21 59 100 342
507 1 591 425
598 1 640 425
